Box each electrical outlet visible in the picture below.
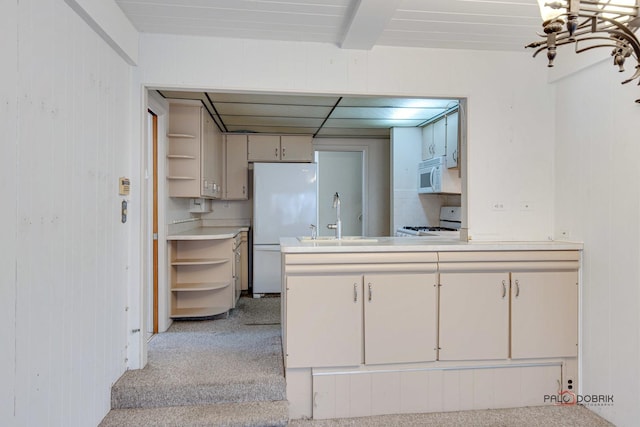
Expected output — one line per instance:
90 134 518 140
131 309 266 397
558 230 570 239
520 201 534 211
491 201 506 211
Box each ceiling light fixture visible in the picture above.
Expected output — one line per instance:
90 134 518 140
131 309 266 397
527 0 640 102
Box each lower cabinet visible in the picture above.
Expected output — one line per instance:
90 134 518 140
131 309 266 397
231 233 242 307
285 270 438 368
439 272 510 361
283 249 581 420
239 231 249 291
438 251 579 361
286 274 363 368
168 236 236 318
511 270 578 358
364 273 437 365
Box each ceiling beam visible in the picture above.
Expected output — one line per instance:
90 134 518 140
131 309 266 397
340 0 402 50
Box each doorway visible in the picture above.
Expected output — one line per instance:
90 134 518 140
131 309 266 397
315 150 364 237
146 109 159 340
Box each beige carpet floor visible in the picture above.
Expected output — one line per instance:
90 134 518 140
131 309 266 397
288 404 614 426
103 296 615 427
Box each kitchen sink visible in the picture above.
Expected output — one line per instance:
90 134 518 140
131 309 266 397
297 236 379 243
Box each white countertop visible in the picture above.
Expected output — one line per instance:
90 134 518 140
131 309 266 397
167 226 249 240
280 236 583 253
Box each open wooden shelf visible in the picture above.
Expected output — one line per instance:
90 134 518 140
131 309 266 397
167 133 196 138
169 235 236 320
167 154 197 159
167 176 197 180
170 306 229 318
171 258 229 266
171 282 230 292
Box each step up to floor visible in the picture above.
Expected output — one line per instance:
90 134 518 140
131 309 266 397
111 375 286 409
99 400 289 427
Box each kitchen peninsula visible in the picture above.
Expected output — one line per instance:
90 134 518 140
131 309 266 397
280 237 583 420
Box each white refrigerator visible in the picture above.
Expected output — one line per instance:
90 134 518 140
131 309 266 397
253 162 318 294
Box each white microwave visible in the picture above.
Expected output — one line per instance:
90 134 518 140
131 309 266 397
418 156 461 194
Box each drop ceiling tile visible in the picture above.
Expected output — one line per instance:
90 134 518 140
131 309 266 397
226 126 320 134
222 116 324 128
315 127 391 138
323 118 424 128
215 103 332 118
338 97 458 108
207 93 339 106
331 106 447 121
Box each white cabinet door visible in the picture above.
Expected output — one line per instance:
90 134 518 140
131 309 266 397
248 134 280 161
200 110 222 198
511 271 578 358
433 117 447 158
286 275 363 368
223 134 248 200
364 273 437 364
280 135 313 162
445 110 459 169
439 272 510 360
422 123 434 160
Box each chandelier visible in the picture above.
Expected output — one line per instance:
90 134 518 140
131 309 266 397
526 0 640 102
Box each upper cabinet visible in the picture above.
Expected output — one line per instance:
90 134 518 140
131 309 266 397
421 107 460 169
248 134 313 162
167 101 222 198
222 134 249 200
445 110 459 169
421 123 434 160
433 117 447 159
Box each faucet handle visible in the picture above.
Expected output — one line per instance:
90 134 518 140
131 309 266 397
309 224 317 239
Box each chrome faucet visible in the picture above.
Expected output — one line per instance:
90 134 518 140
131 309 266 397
327 192 342 239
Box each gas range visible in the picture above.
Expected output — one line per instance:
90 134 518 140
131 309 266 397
396 226 460 238
396 207 461 239
398 225 459 234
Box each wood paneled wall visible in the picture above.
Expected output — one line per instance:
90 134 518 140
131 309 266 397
2 1 131 425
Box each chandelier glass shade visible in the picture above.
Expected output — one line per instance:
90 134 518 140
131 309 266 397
527 0 640 102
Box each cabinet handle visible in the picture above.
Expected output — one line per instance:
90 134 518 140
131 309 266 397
368 283 372 301
242 185 246 195
275 147 279 158
282 147 286 158
453 149 458 162
501 280 506 299
515 279 520 298
353 283 358 302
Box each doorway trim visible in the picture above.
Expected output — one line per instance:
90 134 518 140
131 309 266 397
136 91 170 368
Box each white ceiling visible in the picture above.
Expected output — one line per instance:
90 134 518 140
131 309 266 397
116 0 542 51
124 1 543 137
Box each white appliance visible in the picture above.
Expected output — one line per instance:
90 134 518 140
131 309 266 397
253 163 318 294
396 206 461 239
418 156 461 194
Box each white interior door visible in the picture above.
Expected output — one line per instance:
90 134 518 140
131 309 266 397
316 151 363 237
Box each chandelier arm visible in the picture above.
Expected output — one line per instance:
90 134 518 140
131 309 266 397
530 36 630 56
574 42 622 52
596 15 640 58
551 23 620 44
531 45 552 58
621 67 640 85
